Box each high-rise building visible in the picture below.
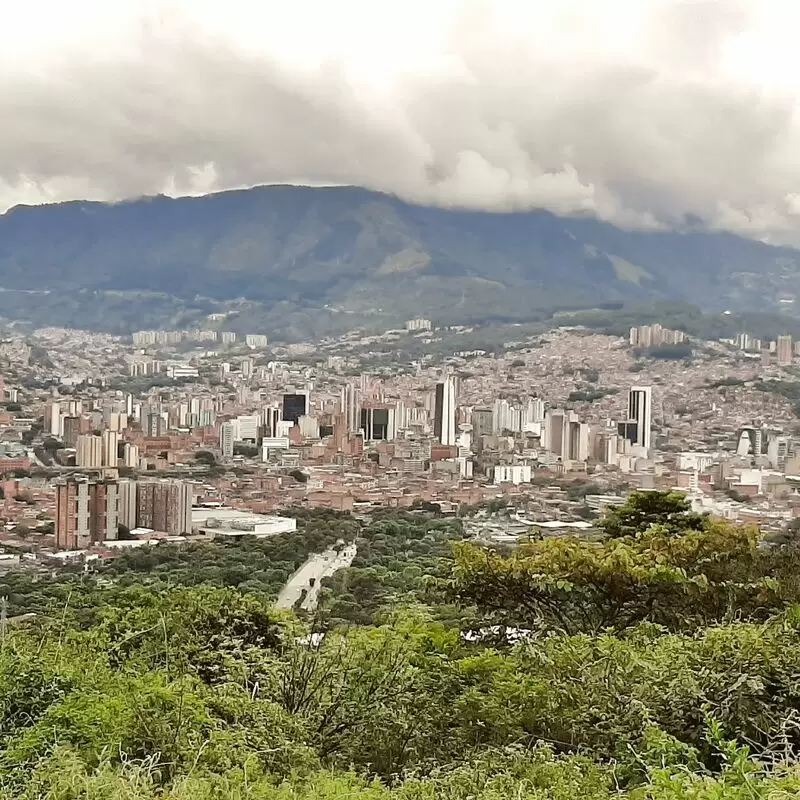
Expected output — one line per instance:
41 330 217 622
298 414 320 440
245 334 268 348
282 393 308 425
544 410 567 458
101 430 120 468
221 331 237 344
263 406 281 437
220 422 235 458
235 415 260 442
567 417 590 463
777 335 794 366
768 436 792 470
123 442 139 468
62 416 82 448
136 480 193 535
340 384 361 433
405 318 432 332
471 408 493 441
360 407 394 441
48 402 61 437
627 386 653 451
118 479 138 529
434 375 457 446
76 434 103 469
55 479 119 550
144 412 166 438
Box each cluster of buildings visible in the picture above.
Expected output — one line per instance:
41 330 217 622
733 332 800 366
3 316 800 560
54 477 193 549
132 329 269 348
628 324 688 348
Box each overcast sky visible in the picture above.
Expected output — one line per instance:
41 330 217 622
3 0 800 242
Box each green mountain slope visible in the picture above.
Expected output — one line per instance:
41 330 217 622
0 184 798 334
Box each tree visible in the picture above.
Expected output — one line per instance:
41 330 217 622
117 523 133 540
597 491 706 538
452 518 793 634
194 450 216 466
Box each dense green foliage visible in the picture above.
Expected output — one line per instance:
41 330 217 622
453 492 800 634
0 510 358 617
597 491 707 538
5 494 800 797
320 513 470 627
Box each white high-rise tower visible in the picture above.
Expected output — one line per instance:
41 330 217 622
435 375 458 446
628 386 652 452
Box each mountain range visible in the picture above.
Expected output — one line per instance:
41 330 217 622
0 184 798 338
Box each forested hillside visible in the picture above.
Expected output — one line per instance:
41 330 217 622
4 495 800 798
2 185 800 335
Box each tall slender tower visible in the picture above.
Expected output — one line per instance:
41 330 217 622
434 375 458 446
628 386 652 451
340 384 361 434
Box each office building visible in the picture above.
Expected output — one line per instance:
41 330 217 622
55 479 119 550
567 416 590 463
627 385 653 451
434 375 457 446
282 393 308 425
263 406 281 437
471 408 493 441
544 410 567 458
360 407 394 441
340 384 361 433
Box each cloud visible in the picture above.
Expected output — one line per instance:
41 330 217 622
2 0 800 242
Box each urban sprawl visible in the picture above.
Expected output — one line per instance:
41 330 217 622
0 317 799 570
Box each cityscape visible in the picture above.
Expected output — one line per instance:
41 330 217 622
7 2 800 797
0 318 799 563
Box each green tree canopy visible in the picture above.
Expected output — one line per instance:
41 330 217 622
597 491 707 538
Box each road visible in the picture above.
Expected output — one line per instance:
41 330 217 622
275 543 357 612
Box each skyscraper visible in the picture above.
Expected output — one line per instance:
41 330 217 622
360 407 394 441
434 375 457 446
628 385 653 451
777 335 794 366
567 417 589 463
544 410 567 457
340 384 361 433
282 393 308 425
